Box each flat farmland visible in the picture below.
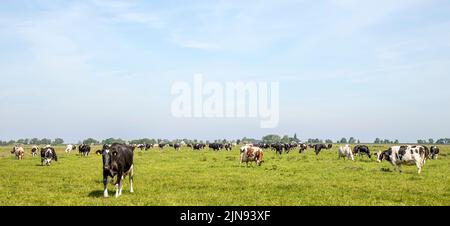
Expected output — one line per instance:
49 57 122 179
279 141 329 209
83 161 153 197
1 145 449 206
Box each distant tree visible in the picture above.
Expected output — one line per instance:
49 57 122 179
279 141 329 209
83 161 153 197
394 139 399 144
281 135 290 143
357 139 361 144
262 135 281 144
374 138 381 144
293 133 300 142
102 138 126 144
7 140 15 145
40 138 51 145
30 138 39 145
83 138 99 145
236 139 241 145
428 138 434 144
417 139 425 144
348 137 356 144
52 138 64 145
340 138 348 144
325 139 333 143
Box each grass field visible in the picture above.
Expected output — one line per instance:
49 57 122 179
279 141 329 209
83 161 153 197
1 144 449 206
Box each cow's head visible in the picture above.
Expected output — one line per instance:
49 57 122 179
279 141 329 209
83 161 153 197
375 151 383 163
376 149 391 163
102 145 112 172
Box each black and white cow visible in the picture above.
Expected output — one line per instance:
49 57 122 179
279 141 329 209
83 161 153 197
313 144 331 156
65 144 76 153
299 143 308 153
429 146 440 160
79 144 91 157
224 143 233 151
376 145 427 174
209 143 222 151
136 144 145 151
193 143 205 150
353 145 371 159
41 145 57 166
173 143 181 151
102 143 134 198
31 146 39 157
271 143 284 155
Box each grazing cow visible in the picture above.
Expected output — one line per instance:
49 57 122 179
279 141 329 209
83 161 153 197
173 143 181 151
299 143 308 153
136 144 145 151
41 146 57 166
31 146 39 157
96 150 102 155
240 145 264 166
353 145 371 159
158 143 167 149
430 146 440 160
209 143 222 151
338 145 354 161
65 144 76 153
79 144 91 156
102 143 134 198
313 144 331 156
224 143 233 151
11 145 25 160
145 144 152 151
193 143 205 150
271 143 284 155
376 145 427 174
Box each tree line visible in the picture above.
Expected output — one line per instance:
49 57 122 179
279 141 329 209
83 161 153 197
2 136 450 146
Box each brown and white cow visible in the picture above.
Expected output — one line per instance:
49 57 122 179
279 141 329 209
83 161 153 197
376 145 427 174
240 145 264 166
11 145 25 160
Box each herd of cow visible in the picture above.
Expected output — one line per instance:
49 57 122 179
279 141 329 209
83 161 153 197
8 141 442 198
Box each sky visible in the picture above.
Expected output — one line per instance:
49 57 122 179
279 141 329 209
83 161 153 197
1 0 450 143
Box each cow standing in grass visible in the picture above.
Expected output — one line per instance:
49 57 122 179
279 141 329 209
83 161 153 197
240 145 264 166
313 144 332 156
430 146 440 160
376 145 427 174
299 143 308 153
65 144 76 153
79 144 91 157
338 144 354 161
353 145 371 159
41 145 57 166
11 145 25 160
102 143 134 198
31 146 39 157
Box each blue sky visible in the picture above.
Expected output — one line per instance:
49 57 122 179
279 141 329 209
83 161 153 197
1 0 450 143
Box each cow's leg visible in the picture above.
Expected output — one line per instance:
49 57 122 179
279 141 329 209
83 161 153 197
115 173 122 198
416 161 423 174
118 176 124 196
103 176 109 198
129 165 134 193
